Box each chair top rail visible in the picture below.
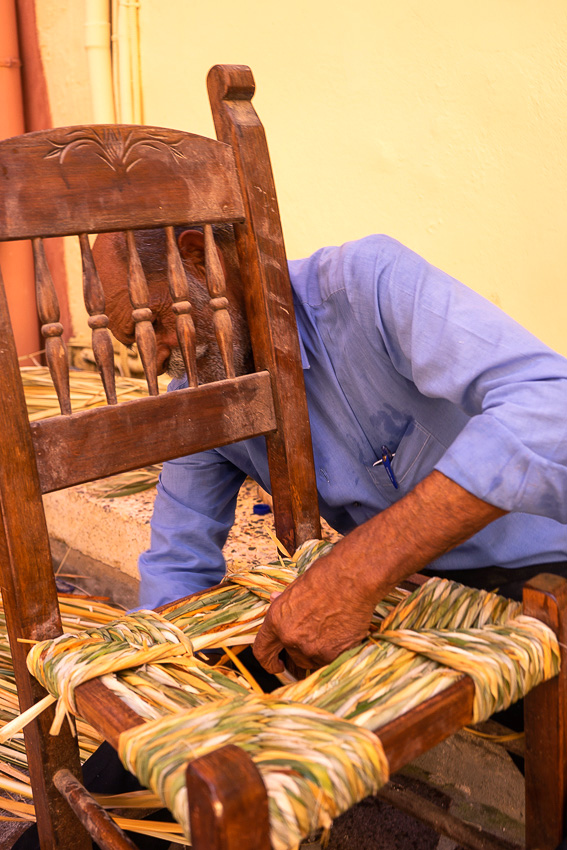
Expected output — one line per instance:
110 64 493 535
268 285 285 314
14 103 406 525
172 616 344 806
0 125 245 240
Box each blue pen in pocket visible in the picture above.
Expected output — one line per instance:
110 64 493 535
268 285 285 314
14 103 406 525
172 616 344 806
373 445 399 489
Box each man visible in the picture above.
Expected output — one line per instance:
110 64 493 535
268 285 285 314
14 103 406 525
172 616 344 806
94 227 567 676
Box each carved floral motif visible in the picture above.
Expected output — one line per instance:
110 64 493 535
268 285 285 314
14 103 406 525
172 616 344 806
44 127 186 174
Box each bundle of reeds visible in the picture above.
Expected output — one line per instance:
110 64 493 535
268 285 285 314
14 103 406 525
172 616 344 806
119 695 389 850
378 616 559 722
102 656 252 721
0 593 188 843
21 367 168 422
26 608 256 734
0 593 122 768
379 575 522 631
275 641 463 729
277 578 559 727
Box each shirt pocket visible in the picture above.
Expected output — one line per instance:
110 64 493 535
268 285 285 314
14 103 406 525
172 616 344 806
367 419 445 504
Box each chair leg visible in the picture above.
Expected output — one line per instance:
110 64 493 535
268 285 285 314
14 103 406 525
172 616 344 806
54 769 138 850
17 665 92 849
523 573 567 850
0 541 91 850
186 744 271 850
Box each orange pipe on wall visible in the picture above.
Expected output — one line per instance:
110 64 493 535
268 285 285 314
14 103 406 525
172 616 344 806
0 0 40 362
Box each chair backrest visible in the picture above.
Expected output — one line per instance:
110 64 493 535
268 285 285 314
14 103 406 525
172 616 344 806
0 64 320 848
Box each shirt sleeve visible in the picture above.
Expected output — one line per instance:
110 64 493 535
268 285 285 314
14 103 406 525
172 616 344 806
138 449 246 608
341 235 567 521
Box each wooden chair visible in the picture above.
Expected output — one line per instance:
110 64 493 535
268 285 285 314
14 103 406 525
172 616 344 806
0 63 321 848
0 64 565 850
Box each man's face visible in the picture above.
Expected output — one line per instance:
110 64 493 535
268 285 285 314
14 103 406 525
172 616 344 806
93 229 251 383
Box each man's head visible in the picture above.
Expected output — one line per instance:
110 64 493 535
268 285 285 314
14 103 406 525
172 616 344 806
93 225 252 383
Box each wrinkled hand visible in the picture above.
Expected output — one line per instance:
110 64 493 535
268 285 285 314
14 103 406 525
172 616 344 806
253 471 509 675
252 552 377 674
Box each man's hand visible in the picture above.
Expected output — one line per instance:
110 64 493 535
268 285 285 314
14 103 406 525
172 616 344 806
252 555 378 674
253 471 507 674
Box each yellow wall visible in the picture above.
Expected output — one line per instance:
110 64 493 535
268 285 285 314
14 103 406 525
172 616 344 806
33 1 567 355
139 0 567 355
35 0 93 337
35 0 92 126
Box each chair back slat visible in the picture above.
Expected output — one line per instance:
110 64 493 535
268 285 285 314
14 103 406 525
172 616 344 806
204 224 235 379
0 126 245 239
32 237 71 415
125 230 159 395
165 226 198 388
79 233 117 405
31 373 276 493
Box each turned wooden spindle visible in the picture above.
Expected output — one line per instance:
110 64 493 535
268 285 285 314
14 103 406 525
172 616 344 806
125 230 159 395
32 237 71 415
79 233 117 405
165 226 198 387
204 224 235 379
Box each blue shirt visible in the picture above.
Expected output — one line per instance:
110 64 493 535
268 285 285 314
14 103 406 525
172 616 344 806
139 235 567 608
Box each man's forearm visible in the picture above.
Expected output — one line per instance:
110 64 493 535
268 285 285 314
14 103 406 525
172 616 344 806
337 469 507 603
254 470 507 672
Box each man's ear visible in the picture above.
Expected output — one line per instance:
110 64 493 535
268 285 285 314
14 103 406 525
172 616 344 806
177 229 227 280
177 229 205 270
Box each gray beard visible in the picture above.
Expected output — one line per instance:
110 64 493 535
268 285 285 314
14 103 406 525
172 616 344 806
167 344 236 384
167 347 188 379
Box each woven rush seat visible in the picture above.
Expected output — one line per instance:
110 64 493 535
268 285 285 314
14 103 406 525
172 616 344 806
22 540 560 850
